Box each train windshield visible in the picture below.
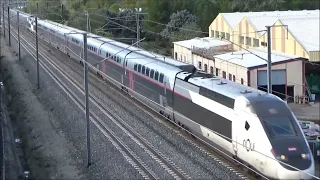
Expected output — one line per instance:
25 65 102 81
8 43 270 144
248 100 300 138
263 116 297 137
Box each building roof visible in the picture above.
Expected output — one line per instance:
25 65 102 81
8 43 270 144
213 48 301 69
173 37 231 50
279 17 319 52
221 9 320 29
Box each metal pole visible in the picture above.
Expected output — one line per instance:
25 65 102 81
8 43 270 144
7 6 10 46
83 33 91 167
2 5 5 37
86 11 89 32
46 2 48 10
61 4 63 21
36 2 38 12
36 17 39 89
17 11 20 61
266 26 272 94
136 13 140 47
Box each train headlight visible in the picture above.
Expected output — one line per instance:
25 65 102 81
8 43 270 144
280 155 286 160
301 153 311 159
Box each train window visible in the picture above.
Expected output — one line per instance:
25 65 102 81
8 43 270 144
142 66 146 74
146 68 150 76
263 117 296 137
134 64 137 71
150 69 155 78
155 71 159 80
138 64 142 73
106 52 108 57
159 73 164 83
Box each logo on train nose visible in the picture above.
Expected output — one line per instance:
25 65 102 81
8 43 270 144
288 147 297 151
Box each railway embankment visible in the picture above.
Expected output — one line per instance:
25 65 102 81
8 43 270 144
0 39 84 179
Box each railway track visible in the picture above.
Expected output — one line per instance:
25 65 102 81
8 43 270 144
6 22 192 180
4 14 255 179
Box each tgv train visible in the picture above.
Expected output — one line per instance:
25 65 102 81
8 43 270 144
8 9 316 179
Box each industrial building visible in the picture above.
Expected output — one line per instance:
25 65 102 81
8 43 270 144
173 9 320 102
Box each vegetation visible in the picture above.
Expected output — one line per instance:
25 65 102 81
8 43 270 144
22 0 319 56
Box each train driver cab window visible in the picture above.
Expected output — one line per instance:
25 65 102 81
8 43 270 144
142 66 146 74
159 73 164 83
150 69 155 78
134 64 137 71
155 71 159 80
138 64 142 73
146 68 150 76
125 60 128 66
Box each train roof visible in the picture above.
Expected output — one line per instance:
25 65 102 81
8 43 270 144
40 19 195 72
176 72 278 100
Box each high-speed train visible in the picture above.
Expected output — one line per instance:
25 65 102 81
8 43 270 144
8 9 315 179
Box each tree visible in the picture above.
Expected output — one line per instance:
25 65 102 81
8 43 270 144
161 10 202 41
102 9 144 40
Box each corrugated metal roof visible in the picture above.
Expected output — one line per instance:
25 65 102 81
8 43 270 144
173 37 231 49
279 17 320 52
247 13 319 36
213 48 300 68
221 9 320 29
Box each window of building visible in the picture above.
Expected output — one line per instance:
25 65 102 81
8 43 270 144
210 66 214 74
239 36 244 44
226 33 230 40
204 64 208 72
221 32 225 39
232 75 235 82
175 52 177 59
180 55 182 61
211 30 215 37
215 68 219 76
246 37 252 46
229 73 232 80
184 56 186 62
215 31 220 38
253 39 259 47
241 78 244 85
261 42 267 47
198 61 202 69
222 71 226 79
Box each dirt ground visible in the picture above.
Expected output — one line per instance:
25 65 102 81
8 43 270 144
1 36 84 179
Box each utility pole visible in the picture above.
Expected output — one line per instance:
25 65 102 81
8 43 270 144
85 11 90 32
61 4 63 22
7 6 10 46
17 11 20 60
265 25 288 95
136 13 140 47
83 33 91 167
46 2 48 10
266 26 272 94
2 5 5 38
36 2 38 12
36 17 39 89
135 11 147 47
